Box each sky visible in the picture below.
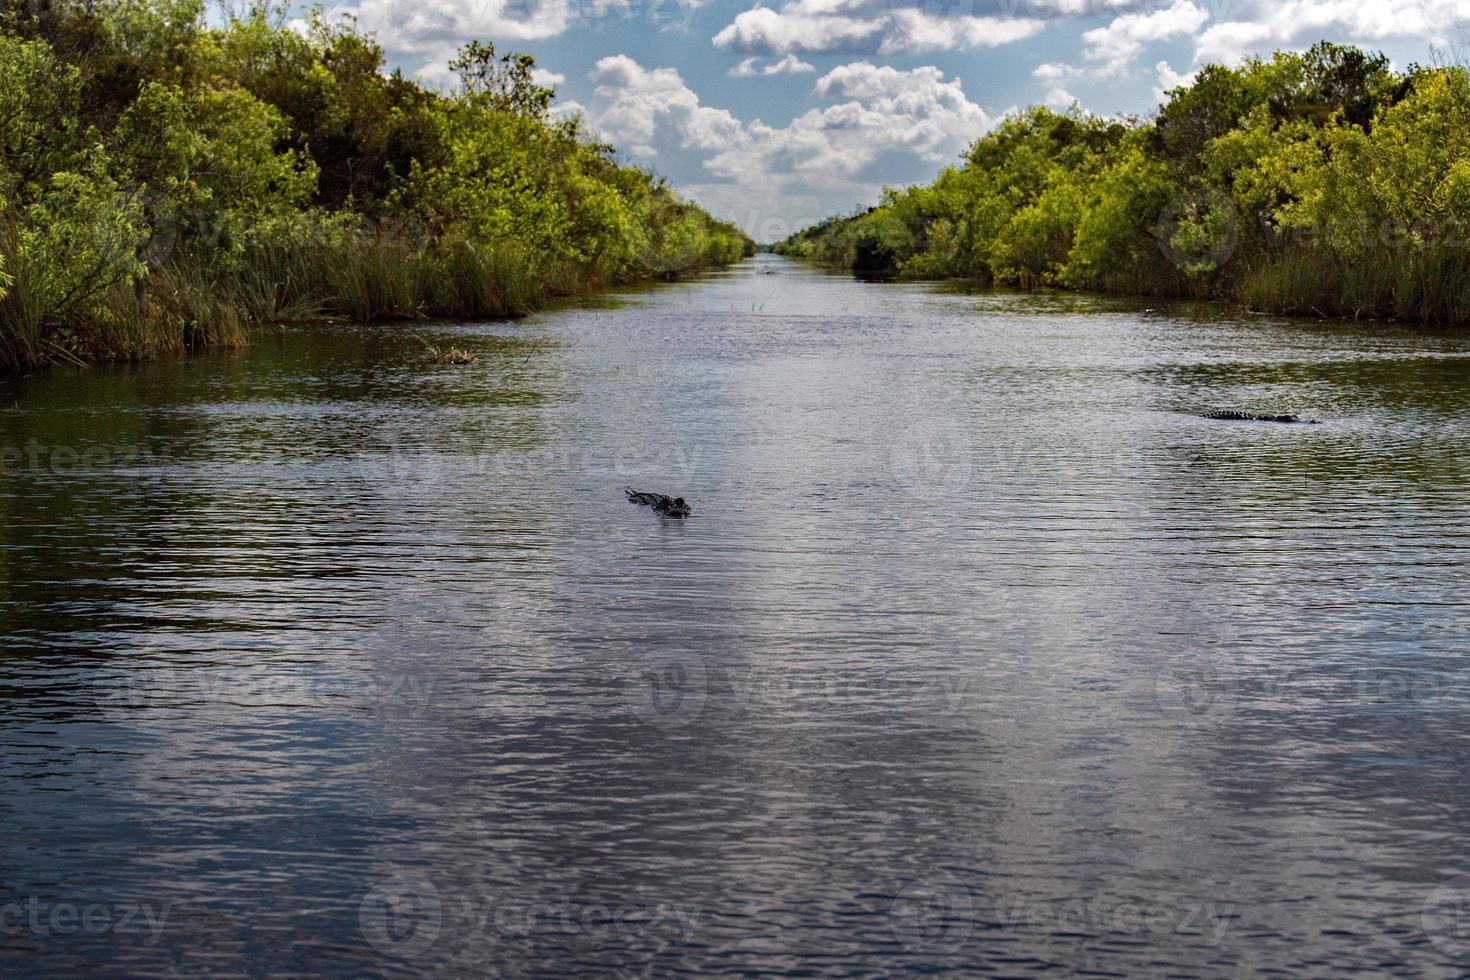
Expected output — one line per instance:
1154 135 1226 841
312 0 1470 237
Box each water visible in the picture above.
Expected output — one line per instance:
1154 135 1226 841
3 255 1470 976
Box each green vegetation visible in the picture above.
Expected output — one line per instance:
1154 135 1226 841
0 2 751 369
778 43 1470 324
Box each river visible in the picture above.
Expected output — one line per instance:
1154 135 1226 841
3 254 1470 975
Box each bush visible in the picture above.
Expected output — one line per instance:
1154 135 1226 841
778 42 1470 325
0 2 750 369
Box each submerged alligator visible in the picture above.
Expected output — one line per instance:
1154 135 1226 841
1201 411 1320 424
625 488 693 517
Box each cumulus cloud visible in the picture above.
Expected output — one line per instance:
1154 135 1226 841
1152 59 1194 102
1081 0 1209 74
550 98 588 124
881 10 1047 54
319 0 571 81
579 56 1004 233
1044 85 1078 108
1006 0 1147 13
588 55 745 156
1019 1 1207 84
315 0 710 80
731 54 818 76
1033 61 1072 81
1194 0 1470 65
710 62 1002 212
712 0 1044 56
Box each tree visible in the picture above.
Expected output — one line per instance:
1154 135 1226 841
450 41 553 117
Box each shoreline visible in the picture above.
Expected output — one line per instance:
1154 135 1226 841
0 253 753 375
772 254 1470 332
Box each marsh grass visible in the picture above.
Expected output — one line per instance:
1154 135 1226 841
0 227 638 370
1236 247 1470 323
326 232 433 321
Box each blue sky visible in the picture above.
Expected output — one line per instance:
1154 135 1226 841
313 0 1470 236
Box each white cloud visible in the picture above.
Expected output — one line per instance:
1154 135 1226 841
550 98 588 124
880 11 1046 54
1195 0 1470 65
710 62 1002 224
1081 0 1209 74
315 0 714 80
713 6 884 55
321 0 572 82
579 57 1004 235
1033 61 1074 81
1011 0 1147 13
712 0 1043 56
1018 1 1208 85
588 55 746 157
532 68 567 87
731 54 818 76
1152 59 1194 102
1044 85 1078 108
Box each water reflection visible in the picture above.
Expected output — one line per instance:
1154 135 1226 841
2 256 1470 974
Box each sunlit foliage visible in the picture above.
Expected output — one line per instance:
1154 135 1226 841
0 0 751 368
778 42 1470 324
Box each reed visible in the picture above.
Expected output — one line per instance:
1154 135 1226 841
0 222 742 371
429 239 541 317
0 221 50 367
234 237 332 324
1235 251 1342 316
325 232 433 321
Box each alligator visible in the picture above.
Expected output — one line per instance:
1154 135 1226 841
625 488 693 517
1201 411 1320 424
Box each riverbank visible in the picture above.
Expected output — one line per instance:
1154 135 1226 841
3 228 752 371
773 252 1459 330
776 42 1470 327
0 3 751 371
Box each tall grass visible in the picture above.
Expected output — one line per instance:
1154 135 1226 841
0 219 52 366
234 237 331 324
0 227 649 370
430 239 540 317
1236 251 1343 316
1236 247 1470 323
327 232 434 321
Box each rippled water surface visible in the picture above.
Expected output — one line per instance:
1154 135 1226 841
4 255 1470 976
